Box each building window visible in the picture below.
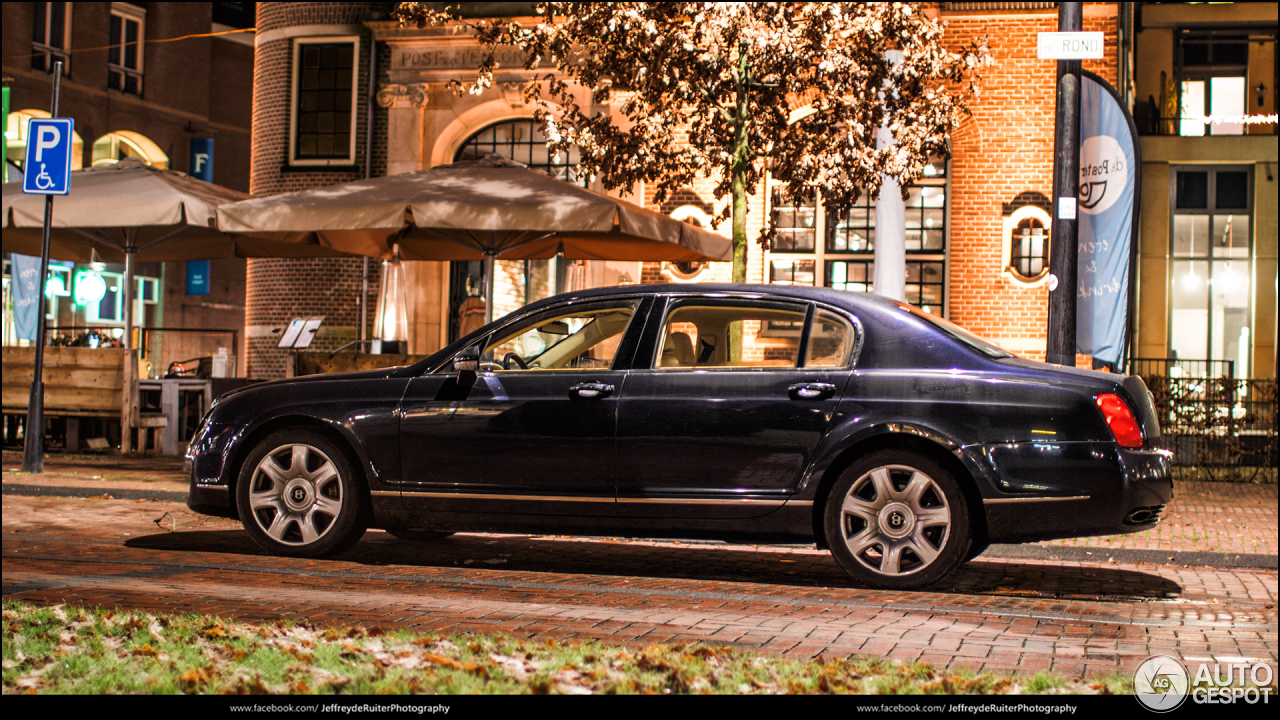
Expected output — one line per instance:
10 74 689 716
91 131 169 169
32 2 71 75
1169 167 1252 375
447 119 584 342
1001 203 1053 284
290 38 359 165
108 2 145 96
767 157 949 314
663 206 713 281
1178 32 1248 137
455 118 582 184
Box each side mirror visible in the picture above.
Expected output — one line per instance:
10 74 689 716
453 344 480 374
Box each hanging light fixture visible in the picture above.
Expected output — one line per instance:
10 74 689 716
373 243 409 354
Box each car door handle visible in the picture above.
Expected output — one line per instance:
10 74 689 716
570 382 615 400
789 382 837 400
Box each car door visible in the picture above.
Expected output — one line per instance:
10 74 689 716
396 297 649 518
615 296 855 519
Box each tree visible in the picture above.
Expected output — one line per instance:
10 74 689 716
395 2 990 285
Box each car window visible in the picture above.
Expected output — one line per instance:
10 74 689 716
656 304 809 369
479 303 639 371
806 309 854 367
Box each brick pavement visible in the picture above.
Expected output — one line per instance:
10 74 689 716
3 451 1277 678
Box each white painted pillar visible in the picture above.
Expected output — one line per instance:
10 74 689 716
873 51 906 302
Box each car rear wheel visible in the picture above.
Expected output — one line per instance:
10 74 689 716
236 429 367 558
824 450 970 589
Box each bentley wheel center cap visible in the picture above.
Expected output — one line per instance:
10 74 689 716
879 502 915 539
284 480 315 511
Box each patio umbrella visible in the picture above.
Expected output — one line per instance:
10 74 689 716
2 158 352 347
217 155 732 323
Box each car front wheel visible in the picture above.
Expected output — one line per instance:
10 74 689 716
824 450 970 589
236 429 367 557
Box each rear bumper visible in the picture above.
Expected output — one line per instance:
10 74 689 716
967 441 1173 544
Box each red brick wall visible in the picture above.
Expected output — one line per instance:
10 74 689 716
942 4 1117 364
245 2 383 378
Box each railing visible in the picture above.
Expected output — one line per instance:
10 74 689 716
1130 357 1236 379
1130 358 1277 480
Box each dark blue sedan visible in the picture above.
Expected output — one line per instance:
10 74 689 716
187 284 1172 589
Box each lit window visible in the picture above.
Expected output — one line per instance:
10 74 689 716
91 131 169 168
108 2 145 96
32 2 71 75
291 38 359 164
1169 167 1253 376
1178 33 1248 137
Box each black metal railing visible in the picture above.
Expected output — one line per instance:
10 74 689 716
1130 357 1237 379
1130 358 1277 479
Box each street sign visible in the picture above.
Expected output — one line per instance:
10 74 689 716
22 117 74 195
1038 32 1104 60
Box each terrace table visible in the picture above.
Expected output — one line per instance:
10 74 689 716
138 378 213 456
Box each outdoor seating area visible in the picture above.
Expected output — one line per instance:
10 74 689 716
2 345 165 453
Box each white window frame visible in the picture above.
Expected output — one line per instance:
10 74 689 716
108 2 146 96
289 36 360 166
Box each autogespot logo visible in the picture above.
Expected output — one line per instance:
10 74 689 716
1134 655 1189 712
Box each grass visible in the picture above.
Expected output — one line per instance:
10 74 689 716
3 600 1129 695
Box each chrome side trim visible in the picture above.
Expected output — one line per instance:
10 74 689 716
983 495 1091 505
394 490 805 506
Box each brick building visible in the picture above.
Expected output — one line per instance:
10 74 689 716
3 1 255 375
242 2 1275 382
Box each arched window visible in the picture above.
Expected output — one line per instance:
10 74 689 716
91 131 169 168
1003 205 1052 283
447 119 583 342
455 118 581 184
6 109 84 180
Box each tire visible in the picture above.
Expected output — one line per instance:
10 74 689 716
386 529 454 542
824 449 971 589
236 428 367 558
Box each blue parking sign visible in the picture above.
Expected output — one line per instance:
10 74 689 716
22 118 74 195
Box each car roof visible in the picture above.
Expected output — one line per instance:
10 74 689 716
531 282 901 316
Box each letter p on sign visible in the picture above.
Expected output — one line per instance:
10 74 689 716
22 117 74 195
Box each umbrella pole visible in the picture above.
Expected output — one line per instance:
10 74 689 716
123 238 136 350
483 248 496 326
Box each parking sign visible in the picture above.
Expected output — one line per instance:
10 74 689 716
22 118 74 195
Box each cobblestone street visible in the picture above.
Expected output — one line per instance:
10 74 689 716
3 451 1276 679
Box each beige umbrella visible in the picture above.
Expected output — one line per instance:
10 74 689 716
3 158 351 347
218 155 732 322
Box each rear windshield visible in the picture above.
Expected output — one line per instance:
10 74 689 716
893 302 1012 359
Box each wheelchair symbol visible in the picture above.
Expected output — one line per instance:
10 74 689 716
34 164 55 190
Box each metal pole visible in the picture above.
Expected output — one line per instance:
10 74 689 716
1046 2 1083 367
123 233 136 349
361 36 377 344
483 246 496 326
22 60 62 473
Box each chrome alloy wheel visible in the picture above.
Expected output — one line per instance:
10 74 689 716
838 464 952 576
247 443 344 546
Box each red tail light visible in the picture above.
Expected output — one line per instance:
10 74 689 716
1095 393 1143 448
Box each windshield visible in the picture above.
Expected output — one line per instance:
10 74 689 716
893 302 1012 359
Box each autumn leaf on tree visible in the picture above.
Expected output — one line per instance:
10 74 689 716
394 2 990 286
